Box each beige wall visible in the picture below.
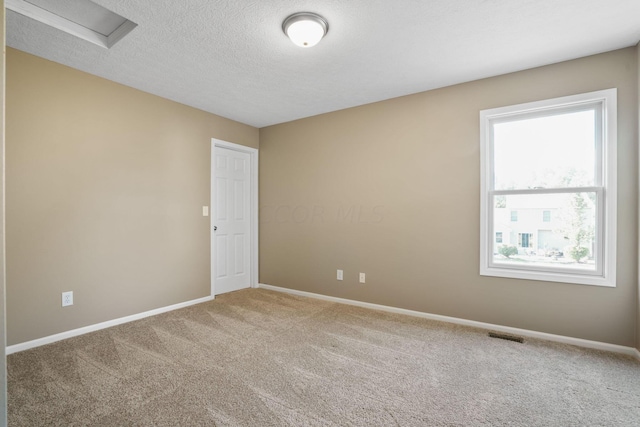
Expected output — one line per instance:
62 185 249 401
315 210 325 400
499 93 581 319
260 47 639 347
1 2 7 423
5 44 639 352
637 42 640 353
6 48 258 345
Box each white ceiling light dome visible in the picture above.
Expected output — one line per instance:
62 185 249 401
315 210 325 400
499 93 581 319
282 12 328 48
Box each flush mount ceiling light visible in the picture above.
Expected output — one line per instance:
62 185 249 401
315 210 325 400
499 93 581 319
282 12 328 48
6 0 137 49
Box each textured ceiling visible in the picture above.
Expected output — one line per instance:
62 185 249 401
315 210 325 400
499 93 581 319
7 0 640 128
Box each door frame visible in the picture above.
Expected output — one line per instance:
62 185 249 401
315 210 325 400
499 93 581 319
211 138 259 296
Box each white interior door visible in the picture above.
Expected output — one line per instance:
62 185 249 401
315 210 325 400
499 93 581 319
213 145 251 295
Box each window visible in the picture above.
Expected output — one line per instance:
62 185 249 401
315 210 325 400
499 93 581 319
496 232 503 243
480 89 617 287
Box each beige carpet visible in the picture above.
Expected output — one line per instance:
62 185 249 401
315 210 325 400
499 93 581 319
7 288 640 426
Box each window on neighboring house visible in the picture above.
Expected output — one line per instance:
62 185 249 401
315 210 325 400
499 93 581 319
480 89 617 287
496 232 503 243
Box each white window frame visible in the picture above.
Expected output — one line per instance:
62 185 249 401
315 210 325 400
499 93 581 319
479 89 617 287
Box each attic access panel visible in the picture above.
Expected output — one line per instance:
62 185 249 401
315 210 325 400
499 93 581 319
6 0 137 49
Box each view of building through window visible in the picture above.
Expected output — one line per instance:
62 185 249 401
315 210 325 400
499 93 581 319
493 193 596 270
491 110 597 271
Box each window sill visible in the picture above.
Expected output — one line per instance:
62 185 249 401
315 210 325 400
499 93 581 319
480 265 615 287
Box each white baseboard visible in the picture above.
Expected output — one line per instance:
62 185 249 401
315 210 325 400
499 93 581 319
258 283 639 360
6 295 215 355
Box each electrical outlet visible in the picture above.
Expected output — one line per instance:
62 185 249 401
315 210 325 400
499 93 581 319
337 269 343 280
359 273 366 283
62 291 73 307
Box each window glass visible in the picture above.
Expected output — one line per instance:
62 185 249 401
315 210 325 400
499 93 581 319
493 110 596 191
493 193 597 272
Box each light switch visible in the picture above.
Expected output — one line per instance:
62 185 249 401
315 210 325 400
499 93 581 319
203 206 209 217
